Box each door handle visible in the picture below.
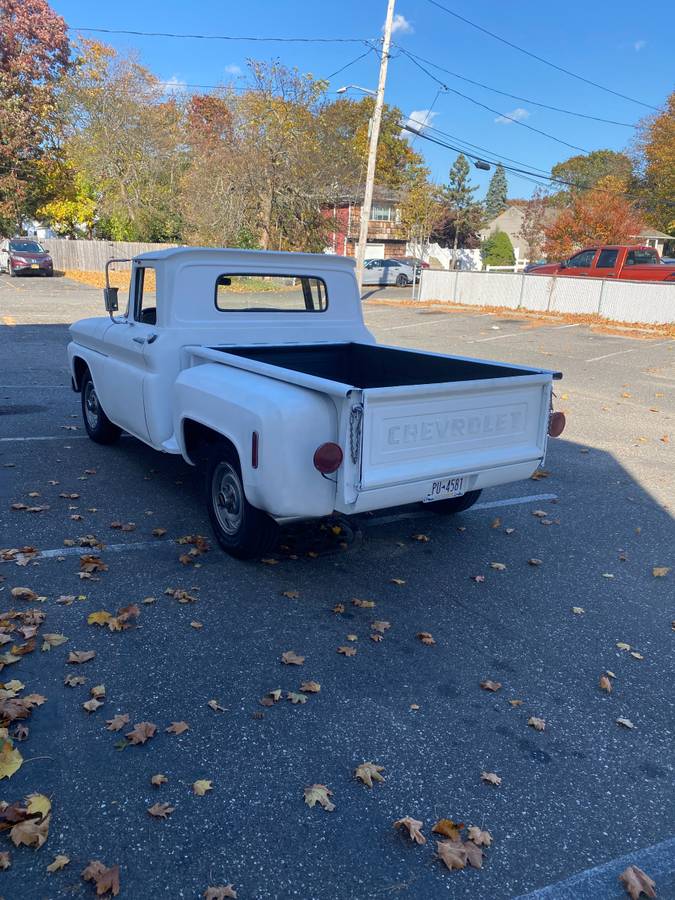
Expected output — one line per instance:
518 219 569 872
132 333 158 345
132 336 146 344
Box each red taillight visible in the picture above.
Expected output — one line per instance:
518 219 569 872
251 431 259 468
548 411 566 437
313 442 343 474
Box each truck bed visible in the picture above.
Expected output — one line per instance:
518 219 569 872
217 342 543 389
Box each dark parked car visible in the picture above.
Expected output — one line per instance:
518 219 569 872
0 238 54 277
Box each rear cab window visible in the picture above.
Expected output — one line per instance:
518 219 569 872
215 274 328 312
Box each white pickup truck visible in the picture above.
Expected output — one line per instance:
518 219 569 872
68 248 565 558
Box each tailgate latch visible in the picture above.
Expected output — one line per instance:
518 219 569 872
349 404 363 465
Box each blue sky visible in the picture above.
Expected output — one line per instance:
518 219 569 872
52 0 673 199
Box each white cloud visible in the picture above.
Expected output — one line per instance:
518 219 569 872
224 63 242 75
402 108 438 136
389 13 413 34
634 39 647 51
494 107 530 125
162 75 186 97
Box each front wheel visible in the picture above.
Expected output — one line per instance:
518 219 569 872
426 489 482 515
81 371 121 444
206 445 278 560
396 273 408 287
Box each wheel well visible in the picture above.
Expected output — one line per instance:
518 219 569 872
182 419 238 466
72 357 88 392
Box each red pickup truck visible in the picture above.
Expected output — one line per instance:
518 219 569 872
529 245 675 282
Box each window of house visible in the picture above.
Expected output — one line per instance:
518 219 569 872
596 249 619 268
215 274 328 312
370 203 399 222
626 249 659 265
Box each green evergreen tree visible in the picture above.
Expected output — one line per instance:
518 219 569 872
441 153 483 268
481 229 515 267
484 164 508 220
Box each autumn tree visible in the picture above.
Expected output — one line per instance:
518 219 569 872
484 164 508 220
550 149 633 200
399 172 444 258
632 91 675 233
543 178 643 259
0 0 70 233
436 154 484 267
518 186 550 261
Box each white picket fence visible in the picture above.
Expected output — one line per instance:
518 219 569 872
417 270 674 325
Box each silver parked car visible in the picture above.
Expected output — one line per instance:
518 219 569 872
362 258 416 286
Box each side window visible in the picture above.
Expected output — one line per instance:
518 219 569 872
569 250 596 268
133 266 157 324
596 249 619 268
626 249 658 265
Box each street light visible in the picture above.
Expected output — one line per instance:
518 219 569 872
336 84 377 96
474 159 491 171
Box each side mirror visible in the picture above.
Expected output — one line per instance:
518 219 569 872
559 260 567 269
104 287 119 312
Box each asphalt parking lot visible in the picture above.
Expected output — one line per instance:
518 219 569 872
0 274 673 900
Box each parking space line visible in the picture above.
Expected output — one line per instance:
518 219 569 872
367 317 450 332
0 435 91 442
467 332 522 344
35 540 163 560
586 338 673 362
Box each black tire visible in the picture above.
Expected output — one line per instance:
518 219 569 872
9 264 16 277
426 489 482 515
206 443 278 560
81 370 121 445
396 273 408 287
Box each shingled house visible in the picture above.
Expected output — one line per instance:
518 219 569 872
324 186 408 259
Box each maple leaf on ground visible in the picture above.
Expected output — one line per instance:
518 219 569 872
463 840 485 869
151 774 168 786
125 722 157 745
467 826 492 847
432 819 464 841
10 813 50 848
0 737 23 780
371 620 391 633
0 850 10 869
148 802 175 819
332 603 345 614
10 587 40 602
193 780 213 796
337 645 356 657
528 716 546 732
480 680 502 692
352 598 375 608
390 578 405 585
204 886 237 900
436 840 467 871
619 865 656 899
300 681 321 693
81 860 120 896
64 675 86 687
490 562 507 571
83 698 103 714
481 771 502 786
652 566 670 577
67 650 96 664
152 528 167 538
287 692 307 704
105 714 130 732
88 611 112 627
304 784 335 811
616 717 636 730
166 721 189 735
91 685 105 699
41 633 68 652
417 631 435 645
281 590 299 599
207 699 226 712
355 762 385 788
393 816 426 844
599 674 613 694
47 854 70 873
281 650 304 666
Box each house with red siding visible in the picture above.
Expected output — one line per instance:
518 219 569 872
323 186 408 259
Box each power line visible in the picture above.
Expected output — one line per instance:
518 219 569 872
400 49 590 154
417 122 553 174
69 25 372 44
396 46 638 128
424 0 660 111
324 47 377 81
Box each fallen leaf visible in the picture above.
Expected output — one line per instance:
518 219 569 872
83 698 103 713
463 840 485 869
354 762 385 788
436 839 467 871
504 527 515 535
631 652 644 661
125 722 157 745
41 633 68 652
431 819 464 841
370 633 383 642
467 826 492 847
0 738 23 779
207 699 226 712
618 864 656 899
332 603 345 614
412 533 430 542
393 816 426 844
151 774 168 787
616 717 635 730
193 779 213 796
281 650 304 666
352 598 376 608
10 587 40 602
303 784 335 811
481 771 502 786
572 607 585 615
166 721 189 735
64 674 85 687
287 692 307 704
105 714 130 732
480 680 502 692
337 646 356 656
490 562 506 571
528 558 543 566
190 621 203 630
148 802 175 819
281 590 299 599
490 517 501 529
390 578 405 585
0 850 10 869
532 509 548 518
204 885 237 899
10 813 50 848
87 611 112 626
417 631 435 645
599 675 613 694
67 651 96 664
300 681 321 693
261 558 278 566
616 642 631 651
346 634 358 642
81 860 120 897
531 469 551 480
47 854 70 873
471 575 485 583
528 717 546 732
652 566 671 577
152 528 167 538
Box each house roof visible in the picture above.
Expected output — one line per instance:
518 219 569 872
636 227 671 239
335 185 403 205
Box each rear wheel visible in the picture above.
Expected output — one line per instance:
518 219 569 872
206 444 278 560
426 489 482 515
9 263 16 277
396 273 408 287
81 370 121 445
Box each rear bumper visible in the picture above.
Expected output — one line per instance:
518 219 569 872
334 458 542 514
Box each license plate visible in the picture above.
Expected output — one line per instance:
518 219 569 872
423 476 465 502
31 264 39 269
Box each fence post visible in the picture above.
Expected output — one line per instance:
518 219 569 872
597 279 606 317
453 269 460 302
517 274 525 309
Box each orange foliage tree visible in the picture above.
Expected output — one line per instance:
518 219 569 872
543 178 643 259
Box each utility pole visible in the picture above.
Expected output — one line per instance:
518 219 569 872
354 0 396 292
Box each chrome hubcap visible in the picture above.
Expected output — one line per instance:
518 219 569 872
212 463 243 535
84 381 100 429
